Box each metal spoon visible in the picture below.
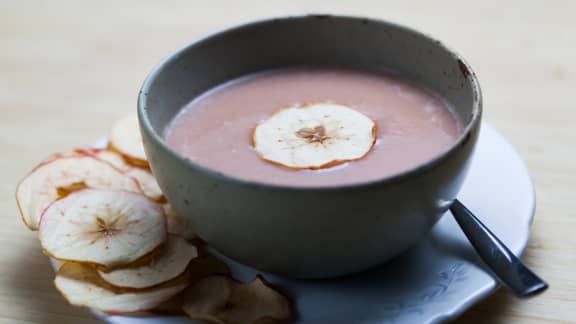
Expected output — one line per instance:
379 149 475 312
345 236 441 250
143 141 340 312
450 199 548 297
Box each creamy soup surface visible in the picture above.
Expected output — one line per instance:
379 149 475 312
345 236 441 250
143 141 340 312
165 68 460 187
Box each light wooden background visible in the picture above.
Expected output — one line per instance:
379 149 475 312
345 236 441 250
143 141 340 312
1 1 574 323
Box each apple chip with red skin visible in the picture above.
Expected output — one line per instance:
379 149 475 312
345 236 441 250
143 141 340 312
39 189 166 270
16 155 141 230
77 148 165 202
76 148 130 171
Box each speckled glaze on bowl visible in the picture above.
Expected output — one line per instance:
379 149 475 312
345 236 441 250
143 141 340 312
138 15 482 278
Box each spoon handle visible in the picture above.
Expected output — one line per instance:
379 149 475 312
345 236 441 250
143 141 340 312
450 199 548 297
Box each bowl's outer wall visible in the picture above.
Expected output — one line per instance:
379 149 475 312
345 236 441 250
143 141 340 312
139 15 481 278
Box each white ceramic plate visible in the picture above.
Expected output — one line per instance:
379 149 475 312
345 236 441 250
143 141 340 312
54 123 535 323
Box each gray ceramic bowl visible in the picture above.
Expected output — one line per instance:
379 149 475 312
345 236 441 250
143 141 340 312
138 15 482 279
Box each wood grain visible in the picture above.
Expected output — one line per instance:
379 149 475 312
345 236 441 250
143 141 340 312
1 0 574 323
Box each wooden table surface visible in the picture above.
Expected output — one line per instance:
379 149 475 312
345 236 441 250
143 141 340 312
1 1 574 323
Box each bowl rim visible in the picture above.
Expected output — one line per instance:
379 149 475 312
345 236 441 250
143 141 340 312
137 14 483 192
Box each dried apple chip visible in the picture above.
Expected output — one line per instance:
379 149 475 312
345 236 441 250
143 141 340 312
16 155 141 230
253 102 376 169
126 167 164 202
77 148 165 202
109 114 148 168
55 262 188 313
97 235 198 289
182 275 232 323
76 148 131 171
163 204 196 240
36 151 83 169
39 189 166 269
182 275 292 324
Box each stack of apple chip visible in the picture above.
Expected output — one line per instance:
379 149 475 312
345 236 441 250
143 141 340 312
15 114 293 323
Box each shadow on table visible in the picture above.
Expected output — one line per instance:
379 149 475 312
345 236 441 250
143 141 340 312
7 241 101 324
